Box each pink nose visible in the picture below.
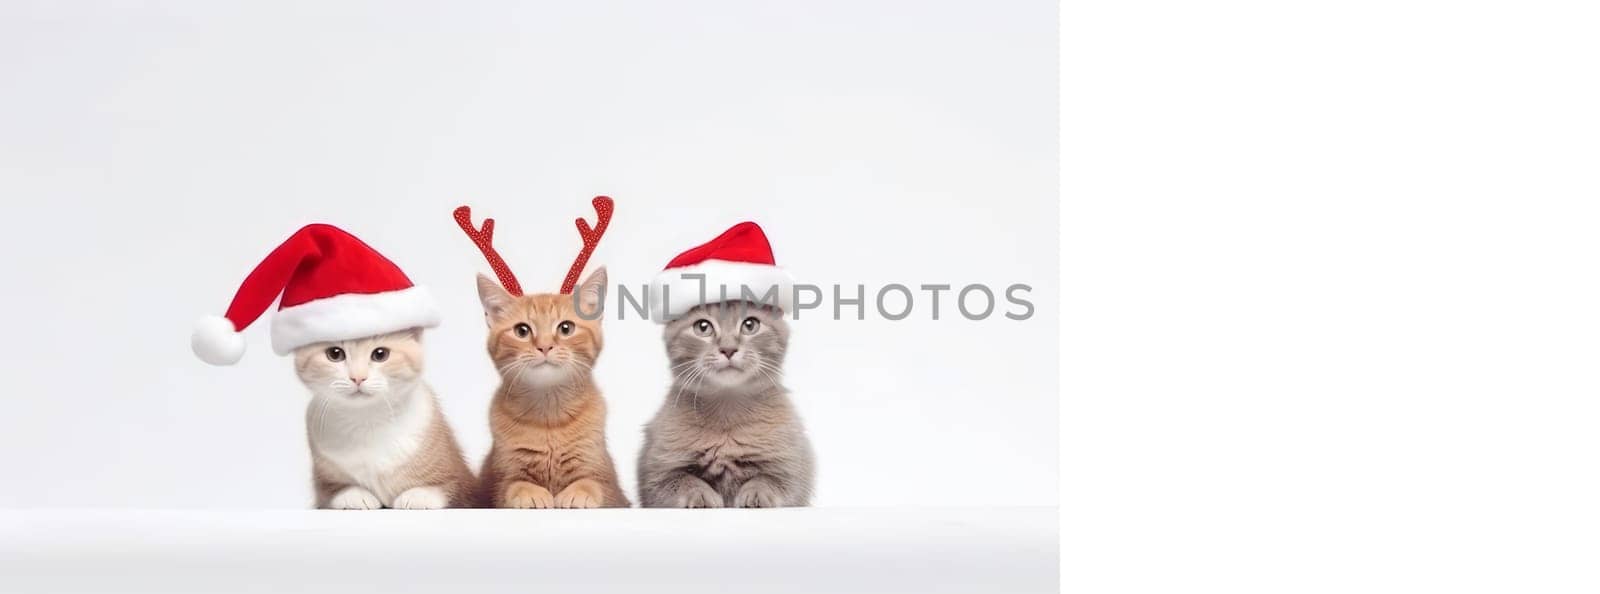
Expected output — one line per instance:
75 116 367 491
350 376 366 384
536 346 552 354
720 349 737 360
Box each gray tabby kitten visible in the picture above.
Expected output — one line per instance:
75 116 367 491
638 302 815 507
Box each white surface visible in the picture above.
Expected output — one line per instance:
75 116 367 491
0 507 1057 593
0 1 1057 508
1063 0 1600 592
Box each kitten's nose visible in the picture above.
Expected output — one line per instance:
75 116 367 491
349 375 366 385
720 348 738 360
536 346 552 355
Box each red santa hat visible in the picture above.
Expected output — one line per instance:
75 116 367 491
649 222 795 322
191 224 441 365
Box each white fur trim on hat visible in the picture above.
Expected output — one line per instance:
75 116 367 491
270 285 441 355
648 259 795 323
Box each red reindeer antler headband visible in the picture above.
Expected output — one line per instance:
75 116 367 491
453 196 614 295
560 196 613 294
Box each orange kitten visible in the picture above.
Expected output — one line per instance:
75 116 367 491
475 269 630 508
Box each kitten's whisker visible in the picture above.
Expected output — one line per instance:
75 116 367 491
671 369 690 407
755 360 786 390
669 365 698 384
755 365 780 390
672 366 705 409
690 367 707 407
758 360 790 384
312 397 332 437
688 364 711 412
668 366 695 388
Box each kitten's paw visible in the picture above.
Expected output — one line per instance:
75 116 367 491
734 481 782 508
329 486 383 510
672 481 724 508
555 480 603 509
503 481 555 509
393 486 448 510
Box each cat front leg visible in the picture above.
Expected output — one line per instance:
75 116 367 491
502 480 555 508
643 471 723 508
554 478 604 509
733 476 787 508
393 485 449 510
328 485 383 510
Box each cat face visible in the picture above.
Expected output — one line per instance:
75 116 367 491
477 268 606 390
665 301 789 392
293 329 424 405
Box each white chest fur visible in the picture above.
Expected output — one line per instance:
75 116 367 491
306 387 434 505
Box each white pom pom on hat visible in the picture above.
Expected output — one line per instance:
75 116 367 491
193 224 440 366
191 315 246 365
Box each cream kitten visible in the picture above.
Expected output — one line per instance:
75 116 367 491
294 329 476 509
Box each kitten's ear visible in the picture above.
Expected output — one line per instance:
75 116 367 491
577 266 607 314
477 273 514 321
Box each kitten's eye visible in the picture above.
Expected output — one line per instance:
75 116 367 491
693 319 713 336
741 317 761 335
370 347 389 362
513 323 532 339
325 347 345 362
558 321 575 336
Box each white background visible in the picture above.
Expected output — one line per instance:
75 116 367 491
1065 0 1599 592
0 1 1057 508
15 0 1595 590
